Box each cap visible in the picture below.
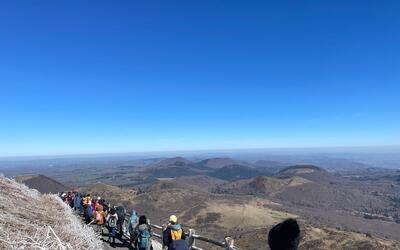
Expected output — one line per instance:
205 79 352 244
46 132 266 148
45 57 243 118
169 215 178 223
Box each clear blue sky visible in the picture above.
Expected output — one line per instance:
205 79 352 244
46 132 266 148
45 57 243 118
0 1 399 156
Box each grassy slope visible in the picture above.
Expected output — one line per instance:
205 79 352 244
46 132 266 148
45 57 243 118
0 176 102 250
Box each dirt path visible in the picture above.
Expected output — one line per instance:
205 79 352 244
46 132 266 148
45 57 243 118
92 225 162 250
76 210 162 250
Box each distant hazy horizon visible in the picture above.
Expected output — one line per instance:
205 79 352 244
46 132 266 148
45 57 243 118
1 145 399 160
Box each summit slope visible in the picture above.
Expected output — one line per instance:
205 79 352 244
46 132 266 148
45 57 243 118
0 176 102 250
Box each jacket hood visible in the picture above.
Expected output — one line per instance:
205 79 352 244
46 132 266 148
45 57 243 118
138 224 149 231
169 224 182 231
129 210 138 221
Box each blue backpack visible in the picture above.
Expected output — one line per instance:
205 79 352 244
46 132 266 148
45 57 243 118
170 240 189 250
137 227 151 250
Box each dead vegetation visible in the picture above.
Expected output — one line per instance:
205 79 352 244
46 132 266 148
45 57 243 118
0 176 102 250
300 225 400 250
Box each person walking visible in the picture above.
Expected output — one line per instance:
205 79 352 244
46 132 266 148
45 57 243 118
106 208 119 244
127 209 139 245
135 215 153 250
85 204 94 224
115 205 126 236
83 194 92 219
93 204 106 234
162 215 188 250
73 193 82 212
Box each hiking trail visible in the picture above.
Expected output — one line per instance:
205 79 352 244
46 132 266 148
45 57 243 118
81 212 163 250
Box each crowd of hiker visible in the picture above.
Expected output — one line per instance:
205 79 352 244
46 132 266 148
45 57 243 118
60 192 127 246
60 191 301 250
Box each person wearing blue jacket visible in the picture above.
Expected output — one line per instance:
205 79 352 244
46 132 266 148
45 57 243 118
127 210 139 245
73 193 82 211
85 204 93 224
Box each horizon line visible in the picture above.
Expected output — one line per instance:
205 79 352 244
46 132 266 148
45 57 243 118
0 144 399 160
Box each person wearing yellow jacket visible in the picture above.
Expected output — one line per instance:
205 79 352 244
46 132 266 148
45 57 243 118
162 215 188 250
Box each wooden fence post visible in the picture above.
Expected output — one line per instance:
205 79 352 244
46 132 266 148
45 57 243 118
188 228 196 249
224 236 235 250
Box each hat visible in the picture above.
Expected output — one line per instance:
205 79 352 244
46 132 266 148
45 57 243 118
169 215 178 224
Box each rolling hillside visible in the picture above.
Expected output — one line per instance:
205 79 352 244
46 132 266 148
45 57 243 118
212 175 311 196
15 174 68 194
80 179 400 249
196 157 248 169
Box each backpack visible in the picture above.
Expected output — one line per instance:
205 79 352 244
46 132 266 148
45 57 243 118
108 215 117 228
96 212 103 222
171 229 183 240
169 228 188 250
169 240 189 250
137 226 151 250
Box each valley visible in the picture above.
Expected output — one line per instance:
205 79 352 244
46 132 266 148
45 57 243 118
5 155 400 249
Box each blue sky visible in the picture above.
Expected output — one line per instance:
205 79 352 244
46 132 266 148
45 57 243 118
0 1 399 156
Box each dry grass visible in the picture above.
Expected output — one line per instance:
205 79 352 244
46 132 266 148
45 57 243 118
188 199 297 230
79 183 137 207
234 223 400 250
300 225 400 250
0 176 102 250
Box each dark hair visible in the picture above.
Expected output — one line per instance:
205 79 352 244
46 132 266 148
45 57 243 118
268 219 300 250
110 208 116 215
139 215 147 225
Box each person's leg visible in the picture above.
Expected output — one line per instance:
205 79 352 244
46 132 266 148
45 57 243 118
108 226 111 242
112 227 116 243
130 233 135 245
118 221 123 236
134 235 138 249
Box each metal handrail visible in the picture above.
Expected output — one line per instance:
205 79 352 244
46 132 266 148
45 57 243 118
121 211 240 250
